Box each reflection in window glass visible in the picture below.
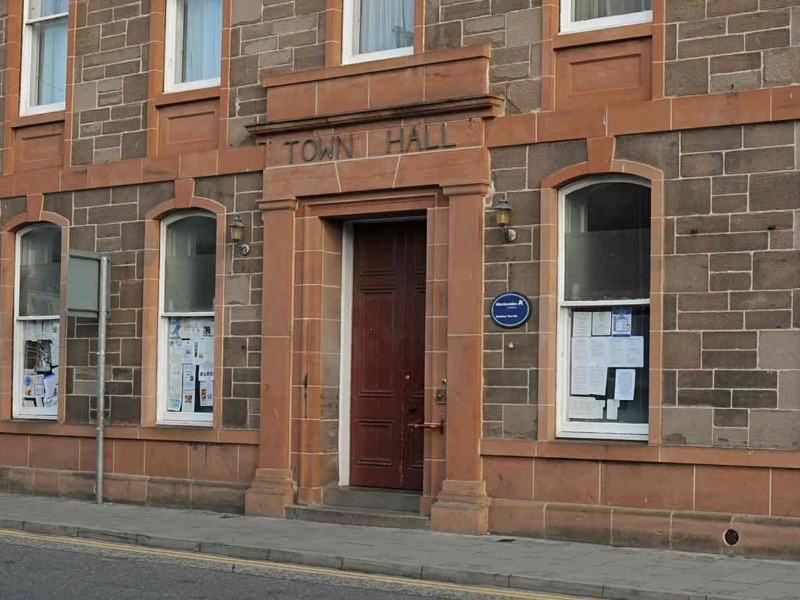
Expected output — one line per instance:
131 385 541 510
160 213 216 422
559 180 651 439
15 224 62 419
19 225 61 317
164 215 216 313
564 182 650 302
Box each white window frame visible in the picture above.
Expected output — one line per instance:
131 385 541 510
560 0 652 34
13 224 61 421
342 0 415 65
20 0 68 115
156 211 216 426
556 176 651 441
164 0 222 94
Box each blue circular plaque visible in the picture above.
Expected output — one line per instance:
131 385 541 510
490 292 532 329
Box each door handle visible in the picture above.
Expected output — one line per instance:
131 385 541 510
407 419 445 434
409 407 417 414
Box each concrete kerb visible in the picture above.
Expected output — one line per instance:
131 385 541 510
0 516 750 600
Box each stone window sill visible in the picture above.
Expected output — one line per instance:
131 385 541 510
154 86 221 108
10 110 66 129
553 22 653 49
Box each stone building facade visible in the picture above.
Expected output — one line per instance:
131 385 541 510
0 0 797 558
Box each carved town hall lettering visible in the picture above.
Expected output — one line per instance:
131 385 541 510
285 123 456 165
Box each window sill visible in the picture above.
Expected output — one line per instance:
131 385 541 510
10 110 66 129
553 22 653 49
155 86 221 108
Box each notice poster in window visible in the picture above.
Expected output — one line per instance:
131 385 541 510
199 381 213 407
20 320 60 415
611 307 632 336
606 399 620 420
608 336 644 368
569 396 604 420
614 369 636 401
591 311 611 336
572 312 592 337
182 390 195 411
182 364 196 391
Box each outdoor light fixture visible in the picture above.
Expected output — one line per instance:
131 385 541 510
229 215 250 256
493 195 516 242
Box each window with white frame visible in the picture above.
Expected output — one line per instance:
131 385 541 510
561 0 652 33
342 0 414 64
21 0 68 115
158 212 216 425
14 224 62 420
557 177 651 441
165 0 223 93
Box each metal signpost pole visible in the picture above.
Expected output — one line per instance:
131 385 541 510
95 255 109 504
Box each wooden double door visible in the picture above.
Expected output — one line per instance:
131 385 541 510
350 220 425 490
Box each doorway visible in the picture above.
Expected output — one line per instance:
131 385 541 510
347 220 425 490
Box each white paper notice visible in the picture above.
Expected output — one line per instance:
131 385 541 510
590 337 609 367
606 399 620 420
614 369 636 401
569 396 604 420
592 311 612 336
572 337 592 364
608 336 644 368
590 366 608 396
573 312 592 337
182 339 194 362
182 364 196 391
571 365 591 395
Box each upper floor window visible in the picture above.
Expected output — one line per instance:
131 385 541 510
14 224 62 420
165 0 223 93
21 0 68 115
561 0 652 33
343 0 414 64
557 178 651 441
157 212 216 425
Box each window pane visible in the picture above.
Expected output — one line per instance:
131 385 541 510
564 182 650 302
572 0 651 22
29 0 68 19
19 226 61 317
35 17 67 106
164 216 216 313
182 0 222 83
358 0 414 54
567 307 649 425
166 316 214 414
19 319 60 415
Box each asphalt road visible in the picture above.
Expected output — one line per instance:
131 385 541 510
0 532 579 600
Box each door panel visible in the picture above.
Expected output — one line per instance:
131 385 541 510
350 221 426 490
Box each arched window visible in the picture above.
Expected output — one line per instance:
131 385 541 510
557 177 651 440
158 211 216 425
14 224 62 419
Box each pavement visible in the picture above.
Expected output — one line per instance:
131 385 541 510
0 492 798 600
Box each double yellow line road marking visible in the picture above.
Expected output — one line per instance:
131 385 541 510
0 528 588 600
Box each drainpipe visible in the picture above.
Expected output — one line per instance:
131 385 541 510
96 254 109 504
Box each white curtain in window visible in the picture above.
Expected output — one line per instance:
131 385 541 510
37 18 67 105
572 0 650 21
183 0 222 82
359 0 414 54
30 0 68 18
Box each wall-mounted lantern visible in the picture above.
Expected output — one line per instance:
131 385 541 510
493 195 516 243
229 215 250 256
